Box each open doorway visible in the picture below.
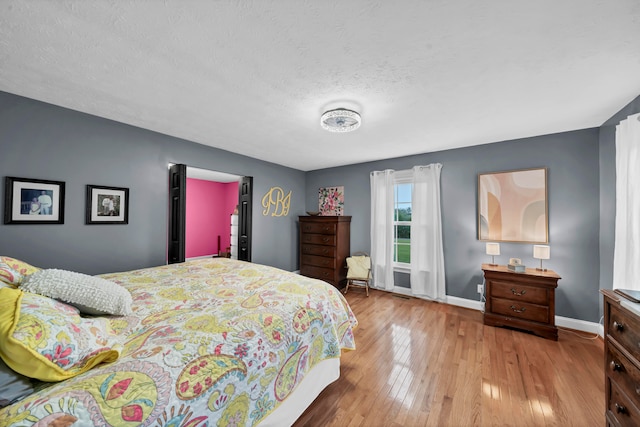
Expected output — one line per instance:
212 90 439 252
168 164 252 264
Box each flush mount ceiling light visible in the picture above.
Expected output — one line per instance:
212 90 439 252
320 108 361 133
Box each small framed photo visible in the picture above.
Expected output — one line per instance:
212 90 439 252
4 176 65 224
86 185 129 225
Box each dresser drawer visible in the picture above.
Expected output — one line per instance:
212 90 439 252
301 244 335 257
301 254 336 269
300 222 337 235
301 233 336 246
608 378 640 427
608 303 640 362
489 280 548 305
607 343 640 404
490 297 550 323
300 265 335 282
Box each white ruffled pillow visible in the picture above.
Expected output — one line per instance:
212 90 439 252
21 269 132 316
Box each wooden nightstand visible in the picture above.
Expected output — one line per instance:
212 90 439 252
482 264 560 340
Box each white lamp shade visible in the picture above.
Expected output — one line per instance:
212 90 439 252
533 245 550 260
486 242 500 256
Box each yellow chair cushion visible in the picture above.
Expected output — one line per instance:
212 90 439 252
347 256 371 280
0 288 121 382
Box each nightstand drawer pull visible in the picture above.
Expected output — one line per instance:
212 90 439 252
615 403 627 414
510 305 526 313
614 321 625 332
510 288 526 296
610 360 623 372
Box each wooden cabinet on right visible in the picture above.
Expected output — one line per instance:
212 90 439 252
602 289 640 426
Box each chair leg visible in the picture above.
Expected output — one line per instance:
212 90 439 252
344 280 350 294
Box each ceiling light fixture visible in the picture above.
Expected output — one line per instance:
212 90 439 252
320 108 361 133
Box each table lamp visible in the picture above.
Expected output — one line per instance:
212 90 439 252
486 242 500 266
533 245 550 271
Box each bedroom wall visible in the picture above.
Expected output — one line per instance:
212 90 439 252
306 128 602 322
185 178 238 258
0 91 306 274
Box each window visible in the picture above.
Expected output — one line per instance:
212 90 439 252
393 172 412 266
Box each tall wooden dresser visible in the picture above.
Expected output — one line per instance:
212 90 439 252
602 289 640 426
299 216 351 288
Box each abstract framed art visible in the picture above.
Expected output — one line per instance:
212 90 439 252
478 168 548 243
86 185 129 224
4 176 65 224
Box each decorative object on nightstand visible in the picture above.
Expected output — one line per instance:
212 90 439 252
507 257 526 273
482 264 560 340
485 242 500 266
533 245 550 271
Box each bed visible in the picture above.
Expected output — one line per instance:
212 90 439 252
0 257 358 426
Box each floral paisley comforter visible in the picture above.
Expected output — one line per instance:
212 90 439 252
0 258 358 426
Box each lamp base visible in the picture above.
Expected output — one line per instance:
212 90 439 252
489 263 498 266
535 267 547 272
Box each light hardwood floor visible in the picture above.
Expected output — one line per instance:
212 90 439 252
293 289 604 427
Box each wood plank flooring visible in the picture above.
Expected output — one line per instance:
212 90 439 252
293 289 604 427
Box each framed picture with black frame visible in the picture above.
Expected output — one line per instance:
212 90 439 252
86 184 129 225
4 176 65 224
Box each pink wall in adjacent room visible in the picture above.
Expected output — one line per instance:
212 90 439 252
186 178 238 258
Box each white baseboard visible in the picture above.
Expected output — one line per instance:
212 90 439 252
556 316 603 336
388 286 601 336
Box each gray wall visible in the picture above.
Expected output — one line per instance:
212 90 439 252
0 91 306 274
306 128 602 322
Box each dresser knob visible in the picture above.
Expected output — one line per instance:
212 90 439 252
610 360 623 372
615 403 627 414
511 288 526 296
510 305 526 313
614 321 625 332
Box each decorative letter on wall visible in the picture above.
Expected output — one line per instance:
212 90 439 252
478 168 548 243
261 187 291 217
318 186 344 216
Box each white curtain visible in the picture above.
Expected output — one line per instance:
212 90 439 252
410 164 445 300
370 170 395 290
613 113 640 290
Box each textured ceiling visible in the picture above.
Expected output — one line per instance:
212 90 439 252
1 1 639 171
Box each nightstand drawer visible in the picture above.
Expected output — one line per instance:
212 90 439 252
301 233 336 246
490 280 548 305
608 378 640 427
607 343 640 404
608 303 640 363
301 244 335 257
301 254 336 269
300 222 337 235
490 297 550 323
